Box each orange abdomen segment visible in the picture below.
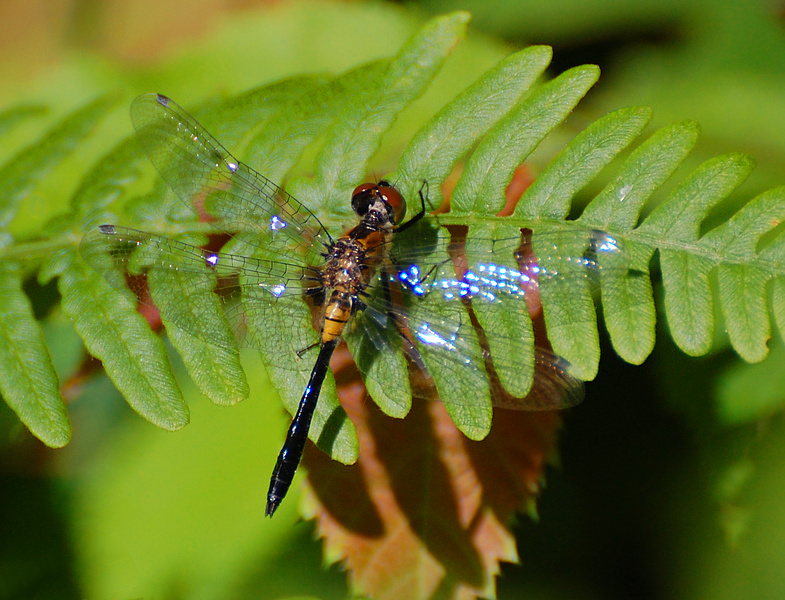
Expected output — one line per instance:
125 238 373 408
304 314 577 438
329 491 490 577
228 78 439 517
322 291 352 343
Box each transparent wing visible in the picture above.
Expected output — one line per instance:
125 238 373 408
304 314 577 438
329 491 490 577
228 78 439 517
348 226 627 414
86 93 628 417
350 270 584 415
390 224 623 278
130 93 332 262
82 213 625 415
80 225 319 369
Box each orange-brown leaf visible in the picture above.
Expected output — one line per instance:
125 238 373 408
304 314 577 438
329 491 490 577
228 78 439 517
300 345 561 600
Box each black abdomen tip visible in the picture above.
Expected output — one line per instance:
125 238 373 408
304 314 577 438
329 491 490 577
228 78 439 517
265 494 281 518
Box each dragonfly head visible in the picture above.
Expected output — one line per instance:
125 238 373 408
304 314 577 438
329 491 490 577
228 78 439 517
351 180 407 226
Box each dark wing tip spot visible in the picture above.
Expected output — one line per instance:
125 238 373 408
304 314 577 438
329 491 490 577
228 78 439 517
155 94 170 107
98 224 116 235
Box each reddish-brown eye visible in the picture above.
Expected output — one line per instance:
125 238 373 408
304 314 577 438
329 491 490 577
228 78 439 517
378 185 407 224
351 182 376 198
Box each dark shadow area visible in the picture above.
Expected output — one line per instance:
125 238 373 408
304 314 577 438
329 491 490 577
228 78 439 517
497 331 708 600
0 472 81 600
23 276 60 320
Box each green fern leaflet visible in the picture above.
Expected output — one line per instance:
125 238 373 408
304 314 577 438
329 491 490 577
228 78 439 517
0 13 782 461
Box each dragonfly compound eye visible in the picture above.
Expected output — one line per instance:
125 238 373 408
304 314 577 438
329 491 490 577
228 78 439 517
351 181 407 224
351 183 377 216
377 182 407 225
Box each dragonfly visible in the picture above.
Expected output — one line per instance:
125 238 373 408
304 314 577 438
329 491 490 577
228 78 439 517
81 93 623 517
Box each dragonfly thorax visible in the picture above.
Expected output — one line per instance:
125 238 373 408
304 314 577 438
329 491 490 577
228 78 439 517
318 206 393 343
322 237 378 292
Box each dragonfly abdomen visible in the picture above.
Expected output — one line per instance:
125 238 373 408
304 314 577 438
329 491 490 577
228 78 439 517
322 290 353 342
319 228 389 342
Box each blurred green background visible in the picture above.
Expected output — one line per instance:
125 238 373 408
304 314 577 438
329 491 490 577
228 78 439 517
3 0 785 598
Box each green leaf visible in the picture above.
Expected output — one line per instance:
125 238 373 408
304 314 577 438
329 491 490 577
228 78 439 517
0 262 70 447
411 232 493 439
453 63 600 214
196 75 329 151
660 252 716 356
518 106 655 365
5 22 785 457
598 246 656 365
59 256 188 430
581 120 701 230
238 74 348 182
704 187 785 362
395 44 553 206
148 267 249 406
345 314 413 419
519 106 653 220
641 153 756 355
533 229 605 379
69 137 146 216
639 153 756 242
0 95 118 229
291 11 470 217
0 104 47 139
467 223 535 397
718 263 771 362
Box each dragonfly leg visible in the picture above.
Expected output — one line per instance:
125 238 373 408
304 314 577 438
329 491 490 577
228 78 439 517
393 180 428 233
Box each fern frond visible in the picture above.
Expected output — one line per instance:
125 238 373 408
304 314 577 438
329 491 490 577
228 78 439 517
59 256 189 429
0 97 120 446
2 12 784 449
452 64 600 214
395 44 553 207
